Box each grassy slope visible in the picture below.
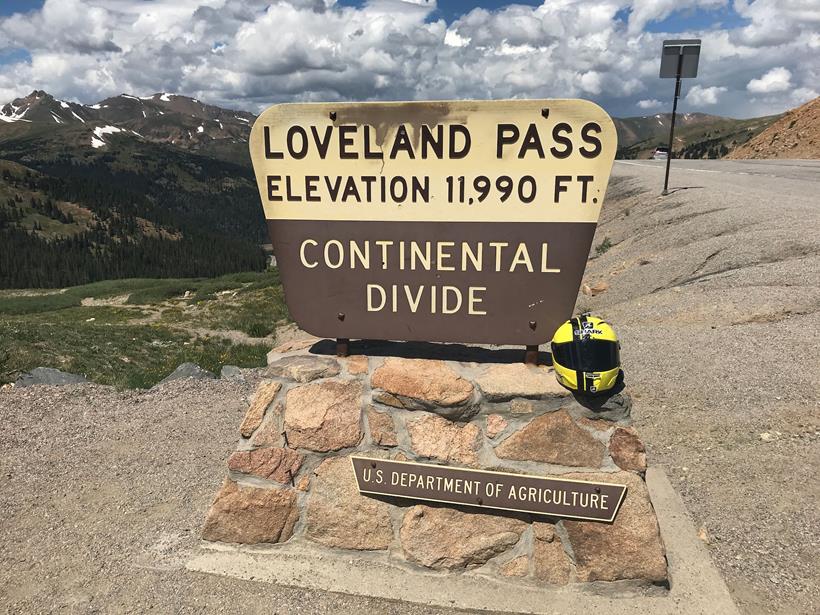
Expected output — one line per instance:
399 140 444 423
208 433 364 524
0 271 290 389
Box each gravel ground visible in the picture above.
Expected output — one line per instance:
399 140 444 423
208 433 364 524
1 159 817 614
0 378 471 614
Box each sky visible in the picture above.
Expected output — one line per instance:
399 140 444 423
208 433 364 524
0 0 817 118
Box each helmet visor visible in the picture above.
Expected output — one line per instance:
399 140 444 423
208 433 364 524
551 339 619 372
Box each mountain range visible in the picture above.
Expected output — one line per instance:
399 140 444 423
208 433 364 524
0 90 255 164
0 91 264 289
614 109 780 159
0 90 782 160
0 89 786 289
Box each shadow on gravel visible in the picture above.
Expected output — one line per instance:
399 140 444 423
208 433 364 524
661 186 704 194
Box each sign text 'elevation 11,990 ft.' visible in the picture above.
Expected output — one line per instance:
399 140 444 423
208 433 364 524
249 100 617 344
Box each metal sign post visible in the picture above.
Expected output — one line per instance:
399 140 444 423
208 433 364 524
659 39 701 195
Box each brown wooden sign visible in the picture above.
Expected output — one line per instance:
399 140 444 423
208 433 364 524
250 100 617 345
350 457 626 522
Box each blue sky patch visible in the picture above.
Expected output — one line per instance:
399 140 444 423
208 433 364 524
642 6 746 33
0 0 44 18
0 47 32 66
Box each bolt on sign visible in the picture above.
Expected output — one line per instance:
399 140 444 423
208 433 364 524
350 457 627 522
249 100 617 344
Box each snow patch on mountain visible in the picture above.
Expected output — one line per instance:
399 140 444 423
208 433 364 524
2 89 256 152
94 126 123 138
90 125 124 148
0 103 32 122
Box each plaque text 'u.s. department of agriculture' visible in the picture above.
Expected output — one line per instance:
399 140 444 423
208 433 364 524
350 457 627 522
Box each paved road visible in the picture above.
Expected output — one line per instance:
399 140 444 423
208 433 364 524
615 159 820 198
589 160 819 615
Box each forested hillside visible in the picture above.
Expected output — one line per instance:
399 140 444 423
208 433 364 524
0 154 266 288
0 95 267 289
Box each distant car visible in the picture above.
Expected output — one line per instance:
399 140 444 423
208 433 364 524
651 146 670 160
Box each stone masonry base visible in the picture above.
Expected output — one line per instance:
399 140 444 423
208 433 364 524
200 344 668 588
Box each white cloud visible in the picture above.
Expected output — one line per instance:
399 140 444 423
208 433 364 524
444 29 470 48
747 66 792 93
579 71 603 95
791 87 819 104
637 98 663 109
626 0 727 35
734 0 820 47
0 0 816 118
1 0 121 53
685 85 727 105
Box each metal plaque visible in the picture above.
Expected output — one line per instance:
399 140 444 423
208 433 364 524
660 39 701 78
350 457 627 522
250 100 617 345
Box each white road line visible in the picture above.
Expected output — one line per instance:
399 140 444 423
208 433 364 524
615 161 655 167
614 160 819 184
615 161 722 173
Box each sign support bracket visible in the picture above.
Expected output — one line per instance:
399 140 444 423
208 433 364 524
524 345 539 365
336 338 349 357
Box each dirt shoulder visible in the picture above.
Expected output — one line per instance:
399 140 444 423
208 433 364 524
582 161 819 614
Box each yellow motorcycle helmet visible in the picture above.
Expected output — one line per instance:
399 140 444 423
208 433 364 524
550 315 621 395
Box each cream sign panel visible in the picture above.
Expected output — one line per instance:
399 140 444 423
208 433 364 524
249 100 617 344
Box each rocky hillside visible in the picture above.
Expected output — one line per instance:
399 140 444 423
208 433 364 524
0 90 253 159
726 96 820 160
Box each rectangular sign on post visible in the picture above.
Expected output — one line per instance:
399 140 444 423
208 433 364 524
250 100 617 345
350 456 627 522
660 39 701 78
